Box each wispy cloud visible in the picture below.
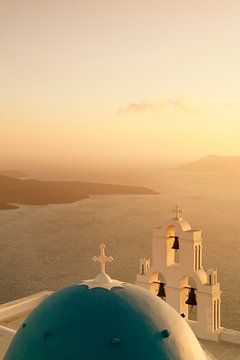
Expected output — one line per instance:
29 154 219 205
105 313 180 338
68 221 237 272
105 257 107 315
117 97 198 115
167 98 197 112
117 102 157 115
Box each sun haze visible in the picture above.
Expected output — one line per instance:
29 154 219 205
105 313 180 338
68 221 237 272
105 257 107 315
1 0 240 175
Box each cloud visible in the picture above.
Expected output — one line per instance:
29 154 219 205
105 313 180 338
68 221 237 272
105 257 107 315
117 102 157 115
168 98 197 112
117 97 198 115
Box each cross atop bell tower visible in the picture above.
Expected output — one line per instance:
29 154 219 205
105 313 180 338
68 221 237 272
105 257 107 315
173 204 183 220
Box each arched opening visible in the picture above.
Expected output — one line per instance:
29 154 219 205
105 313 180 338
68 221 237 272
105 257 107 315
213 301 217 331
194 245 202 271
217 299 220 329
166 225 179 266
213 299 220 331
194 246 198 271
198 245 201 270
149 272 166 300
179 276 198 321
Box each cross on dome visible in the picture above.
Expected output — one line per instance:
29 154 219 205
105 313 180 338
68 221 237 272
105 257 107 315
80 244 123 289
92 243 113 274
173 204 183 220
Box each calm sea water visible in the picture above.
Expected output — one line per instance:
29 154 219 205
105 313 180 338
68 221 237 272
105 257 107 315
0 171 239 331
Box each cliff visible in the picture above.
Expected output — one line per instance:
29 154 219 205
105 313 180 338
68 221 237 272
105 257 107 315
178 155 240 172
0 175 157 209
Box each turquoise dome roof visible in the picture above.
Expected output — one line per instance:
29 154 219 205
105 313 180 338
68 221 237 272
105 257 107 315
5 281 207 360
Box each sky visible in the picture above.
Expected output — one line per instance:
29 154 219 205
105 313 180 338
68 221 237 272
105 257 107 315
1 0 240 174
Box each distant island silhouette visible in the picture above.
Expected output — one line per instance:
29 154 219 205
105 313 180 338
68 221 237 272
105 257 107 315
0 175 158 210
0 170 27 178
178 155 240 172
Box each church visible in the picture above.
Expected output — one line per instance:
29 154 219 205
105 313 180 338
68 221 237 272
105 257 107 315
0 207 239 359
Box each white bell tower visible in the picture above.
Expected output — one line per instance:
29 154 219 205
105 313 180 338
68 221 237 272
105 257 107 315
136 206 222 341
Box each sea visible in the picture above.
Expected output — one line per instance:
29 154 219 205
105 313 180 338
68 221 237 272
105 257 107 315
0 170 239 331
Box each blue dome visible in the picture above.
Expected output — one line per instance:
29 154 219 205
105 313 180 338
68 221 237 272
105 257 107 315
5 282 207 360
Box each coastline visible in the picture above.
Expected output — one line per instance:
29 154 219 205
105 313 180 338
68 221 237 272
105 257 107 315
0 204 19 210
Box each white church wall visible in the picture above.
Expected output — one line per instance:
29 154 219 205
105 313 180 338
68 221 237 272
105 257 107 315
136 206 240 344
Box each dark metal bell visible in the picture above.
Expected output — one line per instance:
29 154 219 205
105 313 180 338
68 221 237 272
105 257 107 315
171 236 179 250
185 288 197 306
157 282 166 298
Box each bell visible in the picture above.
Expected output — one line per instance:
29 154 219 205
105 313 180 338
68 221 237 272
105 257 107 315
171 236 180 250
185 288 197 306
157 282 166 298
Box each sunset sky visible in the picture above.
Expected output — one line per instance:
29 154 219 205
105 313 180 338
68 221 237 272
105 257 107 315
1 0 240 173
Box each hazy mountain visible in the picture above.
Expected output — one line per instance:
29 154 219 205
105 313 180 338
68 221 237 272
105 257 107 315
0 170 27 178
178 155 240 172
0 175 157 210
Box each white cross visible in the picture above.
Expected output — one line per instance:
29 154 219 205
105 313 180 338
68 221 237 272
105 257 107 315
92 243 113 274
173 204 183 219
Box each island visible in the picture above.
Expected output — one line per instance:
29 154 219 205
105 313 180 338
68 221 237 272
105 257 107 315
0 175 158 210
177 154 240 172
0 203 19 210
0 170 27 178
